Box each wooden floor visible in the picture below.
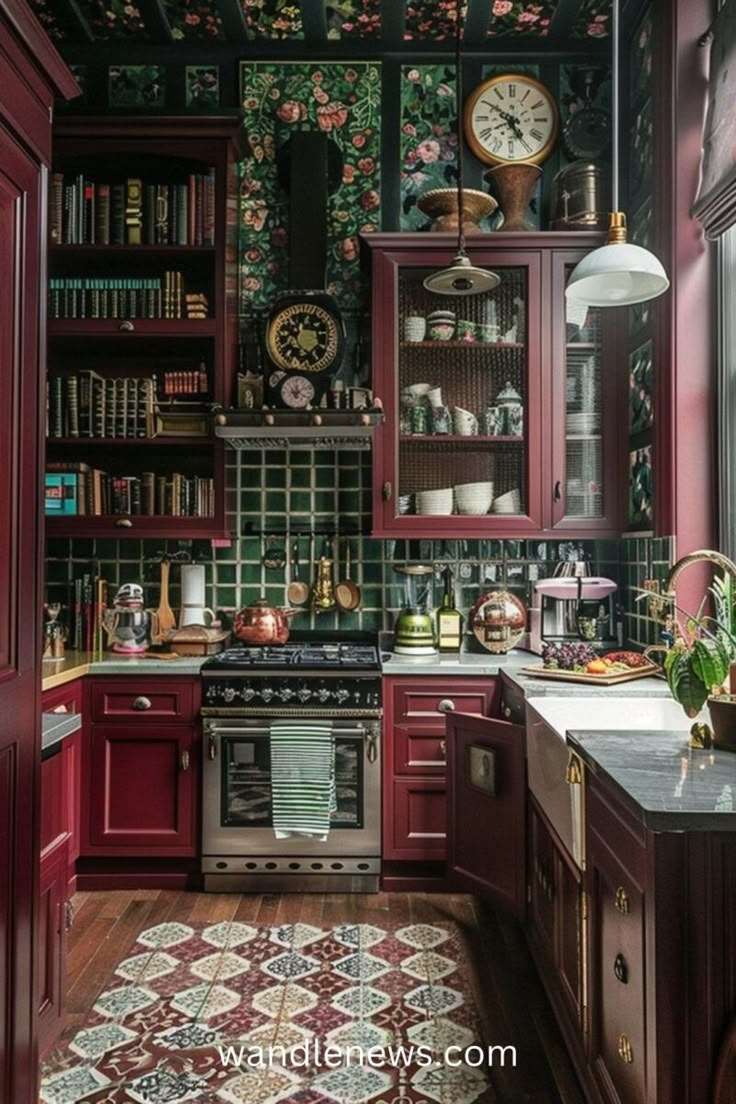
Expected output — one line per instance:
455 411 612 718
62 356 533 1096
60 889 586 1104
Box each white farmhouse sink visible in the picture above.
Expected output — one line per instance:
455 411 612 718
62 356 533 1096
526 695 707 867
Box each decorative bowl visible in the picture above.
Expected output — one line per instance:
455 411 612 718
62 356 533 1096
417 188 497 232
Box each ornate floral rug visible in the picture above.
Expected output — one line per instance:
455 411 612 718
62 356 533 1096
40 920 498 1104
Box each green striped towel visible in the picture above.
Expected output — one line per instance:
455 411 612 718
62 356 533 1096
270 721 335 840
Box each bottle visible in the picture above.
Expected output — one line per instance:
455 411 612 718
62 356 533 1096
437 567 463 653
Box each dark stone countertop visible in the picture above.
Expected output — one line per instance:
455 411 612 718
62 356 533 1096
567 729 736 830
42 712 82 758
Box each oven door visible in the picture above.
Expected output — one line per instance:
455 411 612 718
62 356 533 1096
202 717 381 857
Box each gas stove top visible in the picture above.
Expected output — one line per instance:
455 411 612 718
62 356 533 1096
202 641 379 672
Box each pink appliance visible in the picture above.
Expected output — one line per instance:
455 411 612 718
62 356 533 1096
529 576 618 654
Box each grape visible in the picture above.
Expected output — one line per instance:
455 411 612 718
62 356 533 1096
542 641 598 671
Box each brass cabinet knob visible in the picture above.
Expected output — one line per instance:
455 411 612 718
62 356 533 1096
617 1034 634 1063
502 704 512 719
438 699 455 713
115 518 133 528
382 481 392 502
132 696 152 711
439 739 447 759
615 886 630 914
180 749 190 772
565 755 582 785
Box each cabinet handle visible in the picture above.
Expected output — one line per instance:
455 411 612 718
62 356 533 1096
554 480 562 502
115 518 133 528
119 320 135 332
383 481 393 503
439 739 446 759
502 704 512 719
437 699 455 713
65 900 74 933
617 1034 634 1064
132 696 152 711
208 734 217 760
615 886 630 914
613 953 628 984
565 755 582 785
180 749 190 772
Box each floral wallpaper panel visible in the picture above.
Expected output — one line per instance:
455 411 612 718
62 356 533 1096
404 2 467 41
327 1 381 38
629 341 654 434
400 65 458 231
242 0 303 39
186 65 220 108
629 444 653 530
29 0 67 40
163 0 224 40
486 1 557 38
240 62 381 313
75 0 150 38
630 8 653 108
573 0 610 38
108 65 165 108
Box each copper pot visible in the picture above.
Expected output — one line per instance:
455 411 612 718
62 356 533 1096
232 599 301 645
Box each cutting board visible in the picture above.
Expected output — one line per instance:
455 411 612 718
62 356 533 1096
519 664 661 686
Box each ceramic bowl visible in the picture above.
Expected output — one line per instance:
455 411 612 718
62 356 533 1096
416 488 454 516
455 481 494 515
429 323 455 342
404 316 427 342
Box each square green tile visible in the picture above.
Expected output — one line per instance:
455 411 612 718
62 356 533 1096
265 491 286 513
216 563 236 585
290 468 311 489
216 586 236 607
291 492 312 513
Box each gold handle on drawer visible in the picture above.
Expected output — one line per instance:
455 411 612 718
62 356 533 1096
565 755 582 785
615 887 630 914
382 481 393 502
180 749 190 772
132 696 152 711
438 699 455 713
617 1034 634 1063
439 739 446 759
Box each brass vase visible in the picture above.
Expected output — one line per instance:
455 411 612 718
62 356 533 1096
485 163 542 232
416 187 497 232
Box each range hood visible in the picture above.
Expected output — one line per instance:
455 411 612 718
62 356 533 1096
213 409 383 451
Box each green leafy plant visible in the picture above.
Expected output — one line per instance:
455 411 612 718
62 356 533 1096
662 576 736 718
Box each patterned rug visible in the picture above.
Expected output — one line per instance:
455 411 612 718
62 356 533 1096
40 920 497 1104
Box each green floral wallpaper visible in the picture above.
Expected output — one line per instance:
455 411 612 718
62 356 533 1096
486 2 557 37
164 0 224 40
400 65 458 231
75 0 150 38
243 0 303 39
404 2 467 41
327 1 381 38
29 0 66 39
574 0 610 38
239 62 381 313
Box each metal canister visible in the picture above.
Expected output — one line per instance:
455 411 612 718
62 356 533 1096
550 162 610 231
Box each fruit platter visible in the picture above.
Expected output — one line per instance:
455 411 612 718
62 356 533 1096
520 644 661 685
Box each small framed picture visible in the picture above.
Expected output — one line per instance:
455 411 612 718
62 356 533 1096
237 373 264 409
348 387 372 410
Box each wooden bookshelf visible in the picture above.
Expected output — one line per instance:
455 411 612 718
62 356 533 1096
46 116 244 539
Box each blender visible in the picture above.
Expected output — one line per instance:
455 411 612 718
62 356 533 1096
393 566 438 658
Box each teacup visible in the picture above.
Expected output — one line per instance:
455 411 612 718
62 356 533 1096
429 322 455 341
404 315 426 342
453 407 478 436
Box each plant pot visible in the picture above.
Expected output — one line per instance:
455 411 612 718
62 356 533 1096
416 188 497 232
708 695 736 751
484 163 542 232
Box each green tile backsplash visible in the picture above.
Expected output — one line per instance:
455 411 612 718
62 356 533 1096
45 449 638 642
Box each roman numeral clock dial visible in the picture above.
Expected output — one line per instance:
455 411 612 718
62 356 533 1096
464 75 559 166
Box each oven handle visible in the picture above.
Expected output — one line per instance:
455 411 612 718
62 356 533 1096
204 722 380 762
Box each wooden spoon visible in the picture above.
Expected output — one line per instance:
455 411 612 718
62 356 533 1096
156 558 176 634
335 540 361 612
286 542 309 606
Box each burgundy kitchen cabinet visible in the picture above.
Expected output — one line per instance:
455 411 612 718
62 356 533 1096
42 678 84 894
382 677 497 879
37 838 68 1059
446 707 527 918
363 233 623 539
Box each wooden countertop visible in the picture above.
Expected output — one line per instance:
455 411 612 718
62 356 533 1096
41 650 91 691
41 649 210 692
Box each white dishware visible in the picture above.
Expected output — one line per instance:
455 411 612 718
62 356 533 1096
455 481 494 515
492 489 521 514
427 386 444 408
416 488 454 516
404 382 432 401
452 407 479 436
404 315 427 342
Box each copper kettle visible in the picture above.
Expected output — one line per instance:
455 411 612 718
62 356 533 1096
232 599 301 645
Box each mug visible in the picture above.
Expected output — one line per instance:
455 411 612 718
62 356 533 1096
484 406 506 436
453 407 478 436
404 315 426 342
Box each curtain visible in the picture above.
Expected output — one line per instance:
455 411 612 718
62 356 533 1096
693 0 736 239
718 226 736 559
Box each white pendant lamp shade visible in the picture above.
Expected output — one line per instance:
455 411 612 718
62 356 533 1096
424 252 500 295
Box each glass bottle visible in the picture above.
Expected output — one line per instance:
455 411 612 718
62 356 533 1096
437 567 463 653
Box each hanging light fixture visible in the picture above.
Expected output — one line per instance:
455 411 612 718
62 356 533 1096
565 0 668 307
423 1 499 295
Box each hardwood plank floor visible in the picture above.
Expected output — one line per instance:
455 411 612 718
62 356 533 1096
55 889 586 1104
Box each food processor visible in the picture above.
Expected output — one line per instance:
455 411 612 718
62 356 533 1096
393 566 438 658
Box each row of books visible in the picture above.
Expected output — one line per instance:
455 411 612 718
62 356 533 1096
49 172 217 247
61 574 106 653
47 273 208 321
47 372 157 439
45 463 216 518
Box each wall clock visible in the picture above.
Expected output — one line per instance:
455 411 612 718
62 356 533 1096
263 291 346 409
464 74 559 166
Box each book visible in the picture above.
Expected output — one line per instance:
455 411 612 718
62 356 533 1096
50 173 64 243
95 184 110 245
126 177 143 245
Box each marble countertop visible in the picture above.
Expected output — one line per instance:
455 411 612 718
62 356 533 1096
41 711 82 756
42 650 208 690
568 729 736 830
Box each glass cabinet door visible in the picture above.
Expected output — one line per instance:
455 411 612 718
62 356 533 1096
374 249 543 535
551 255 621 533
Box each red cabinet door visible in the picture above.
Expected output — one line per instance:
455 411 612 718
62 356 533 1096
446 711 527 919
37 839 68 1059
86 724 196 856
387 778 447 860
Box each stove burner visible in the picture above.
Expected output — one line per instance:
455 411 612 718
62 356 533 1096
203 642 379 671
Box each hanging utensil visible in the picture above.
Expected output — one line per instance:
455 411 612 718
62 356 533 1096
335 539 361 612
262 535 287 571
286 541 310 606
313 537 336 612
156 557 176 634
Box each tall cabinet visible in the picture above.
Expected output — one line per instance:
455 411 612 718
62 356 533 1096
364 233 623 539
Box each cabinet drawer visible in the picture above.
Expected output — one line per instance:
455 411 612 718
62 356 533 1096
384 778 446 861
391 679 496 724
393 724 447 776
42 679 83 718
90 679 194 723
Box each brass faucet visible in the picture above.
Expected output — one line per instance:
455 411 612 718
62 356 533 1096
662 549 736 597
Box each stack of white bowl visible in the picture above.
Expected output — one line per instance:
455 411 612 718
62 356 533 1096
491 489 521 514
416 488 453 516
565 411 600 436
454 481 493 515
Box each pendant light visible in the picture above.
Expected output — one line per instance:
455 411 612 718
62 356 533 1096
423 1 499 295
565 0 669 307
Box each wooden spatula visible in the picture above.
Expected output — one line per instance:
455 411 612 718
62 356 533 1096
156 558 176 634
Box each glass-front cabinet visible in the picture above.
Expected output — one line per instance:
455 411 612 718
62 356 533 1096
365 234 622 538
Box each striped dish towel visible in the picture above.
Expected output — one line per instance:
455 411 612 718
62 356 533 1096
270 721 335 841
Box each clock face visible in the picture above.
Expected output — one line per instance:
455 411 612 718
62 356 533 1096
279 374 316 409
267 302 340 374
464 75 559 166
